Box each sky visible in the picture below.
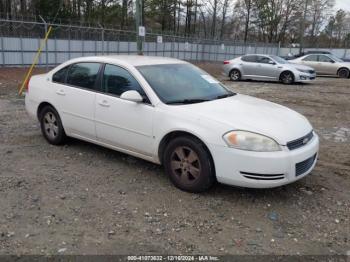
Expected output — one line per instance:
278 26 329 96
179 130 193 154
335 0 350 11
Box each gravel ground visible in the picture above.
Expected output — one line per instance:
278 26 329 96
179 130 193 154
0 65 349 256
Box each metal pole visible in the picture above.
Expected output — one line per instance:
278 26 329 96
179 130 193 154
1 36 4 67
136 0 143 55
299 0 309 55
39 15 49 71
99 24 104 55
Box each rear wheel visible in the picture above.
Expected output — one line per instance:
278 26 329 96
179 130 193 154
39 106 66 145
280 71 294 84
338 68 350 78
229 69 241 81
163 136 215 193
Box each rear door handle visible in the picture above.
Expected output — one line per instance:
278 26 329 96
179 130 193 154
98 100 110 107
56 89 65 96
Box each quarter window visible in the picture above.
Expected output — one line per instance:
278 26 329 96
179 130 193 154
52 66 69 84
66 63 101 90
102 64 147 99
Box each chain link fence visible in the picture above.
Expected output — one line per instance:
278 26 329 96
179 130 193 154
0 18 280 67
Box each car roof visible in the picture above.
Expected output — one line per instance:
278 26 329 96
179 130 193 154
244 54 274 57
72 55 187 66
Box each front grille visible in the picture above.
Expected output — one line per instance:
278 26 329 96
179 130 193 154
309 70 315 74
240 172 285 181
287 131 314 151
295 154 317 177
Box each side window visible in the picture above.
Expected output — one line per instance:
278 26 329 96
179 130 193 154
66 63 101 90
241 55 257 63
257 56 272 64
302 55 318 62
103 64 147 99
52 66 69 84
318 55 333 63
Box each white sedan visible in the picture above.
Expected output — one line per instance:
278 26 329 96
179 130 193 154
25 56 319 192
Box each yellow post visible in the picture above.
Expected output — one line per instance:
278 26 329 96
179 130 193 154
18 26 53 96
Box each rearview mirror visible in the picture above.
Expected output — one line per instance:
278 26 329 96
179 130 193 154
120 90 143 103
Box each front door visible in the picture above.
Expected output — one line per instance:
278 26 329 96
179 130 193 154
255 56 279 80
95 64 154 156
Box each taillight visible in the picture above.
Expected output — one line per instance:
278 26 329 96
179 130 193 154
223 60 230 64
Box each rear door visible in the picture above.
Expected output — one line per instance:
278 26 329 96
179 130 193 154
300 55 320 73
95 64 154 156
52 62 101 140
240 55 258 77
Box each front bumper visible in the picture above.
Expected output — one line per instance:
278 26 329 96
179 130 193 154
209 133 319 188
295 73 316 82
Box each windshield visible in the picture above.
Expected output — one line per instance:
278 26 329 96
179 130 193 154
270 55 289 64
137 63 234 104
329 55 344 62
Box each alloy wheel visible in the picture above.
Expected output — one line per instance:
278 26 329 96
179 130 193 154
170 146 201 185
230 70 240 81
43 111 59 140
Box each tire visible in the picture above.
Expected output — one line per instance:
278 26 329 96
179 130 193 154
229 69 241 81
39 105 66 145
163 136 215 193
338 68 350 78
280 71 294 84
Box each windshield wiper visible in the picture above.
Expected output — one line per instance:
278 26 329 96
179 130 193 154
166 99 211 105
216 93 236 99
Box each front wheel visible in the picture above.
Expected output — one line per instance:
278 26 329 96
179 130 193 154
338 68 350 78
280 71 294 85
163 136 215 193
39 105 66 145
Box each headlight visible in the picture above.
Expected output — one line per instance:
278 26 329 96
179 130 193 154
297 68 310 73
223 131 281 152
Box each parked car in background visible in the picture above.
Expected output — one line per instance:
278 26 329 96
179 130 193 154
285 50 350 62
223 54 316 84
291 54 350 78
25 55 319 193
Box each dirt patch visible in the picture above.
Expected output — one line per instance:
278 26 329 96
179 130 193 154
0 66 349 255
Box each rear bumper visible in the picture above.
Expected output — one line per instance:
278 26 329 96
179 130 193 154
25 93 38 120
209 133 319 188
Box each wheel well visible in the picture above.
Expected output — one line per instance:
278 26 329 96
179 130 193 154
337 67 350 74
279 70 294 81
158 131 215 171
37 102 54 120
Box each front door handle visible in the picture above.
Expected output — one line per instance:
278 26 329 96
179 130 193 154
56 89 65 96
98 100 110 107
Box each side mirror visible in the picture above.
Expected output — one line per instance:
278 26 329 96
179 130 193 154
268 61 276 65
120 90 143 103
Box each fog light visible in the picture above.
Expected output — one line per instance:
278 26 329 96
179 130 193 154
300 75 307 80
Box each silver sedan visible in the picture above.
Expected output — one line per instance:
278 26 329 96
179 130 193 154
291 54 350 78
223 54 316 84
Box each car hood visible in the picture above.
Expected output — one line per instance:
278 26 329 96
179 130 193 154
178 94 313 145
